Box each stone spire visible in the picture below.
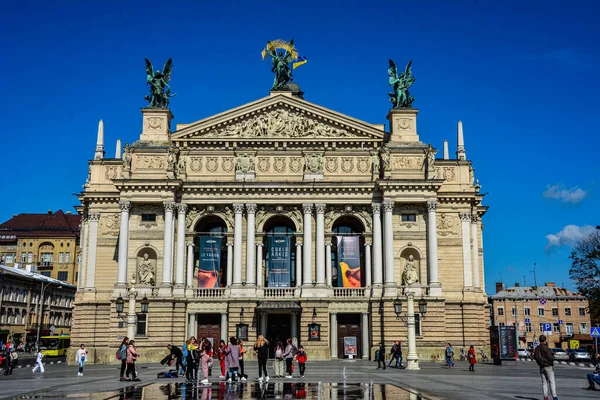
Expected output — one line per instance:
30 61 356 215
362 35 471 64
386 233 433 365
94 119 105 160
456 120 466 160
443 139 449 160
115 138 122 159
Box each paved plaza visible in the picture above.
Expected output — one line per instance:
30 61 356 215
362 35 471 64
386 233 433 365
0 358 598 399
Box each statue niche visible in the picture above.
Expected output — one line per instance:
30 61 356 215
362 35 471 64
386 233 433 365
400 249 421 286
136 250 157 285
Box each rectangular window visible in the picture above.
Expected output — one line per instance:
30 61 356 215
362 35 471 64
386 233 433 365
27 252 32 263
65 252 70 263
137 313 147 336
40 271 51 277
511 307 517 316
21 252 26 263
141 214 157 222
579 307 586 316
525 322 532 332
538 308 545 316
524 307 531 316
552 308 558 316
401 214 416 222
497 307 504 316
566 323 573 334
539 323 545 333
5 254 13 264
59 252 64 263
553 323 560 333
75 272 78 283
57 272 68 282
564 307 571 316
581 323 588 333
41 253 53 266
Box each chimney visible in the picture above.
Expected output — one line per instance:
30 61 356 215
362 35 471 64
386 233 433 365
496 282 503 293
66 211 72 215
47 210 52 215
515 282 520 287
545 282 555 287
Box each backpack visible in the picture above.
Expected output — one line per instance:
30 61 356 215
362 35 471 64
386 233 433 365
291 345 298 356
116 344 126 360
11 352 18 361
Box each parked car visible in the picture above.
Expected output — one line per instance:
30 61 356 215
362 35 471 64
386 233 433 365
551 348 569 361
517 348 530 359
567 348 591 362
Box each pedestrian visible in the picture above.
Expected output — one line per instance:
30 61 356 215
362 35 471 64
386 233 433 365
76 344 88 376
444 343 454 368
587 363 600 390
186 338 199 383
32 349 44 373
0 351 7 376
533 335 558 400
8 348 18 374
180 341 188 376
376 342 386 369
274 341 285 378
459 348 466 361
166 344 184 373
396 341 404 368
225 336 240 382
218 340 227 379
388 341 399 367
238 339 248 381
467 345 477 371
282 338 296 378
254 335 270 382
118 337 129 381
296 345 307 378
199 339 211 385
126 340 140 381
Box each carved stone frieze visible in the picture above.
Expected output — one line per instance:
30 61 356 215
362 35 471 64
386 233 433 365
442 167 455 181
222 157 235 173
341 157 354 173
202 107 360 138
392 156 423 169
146 117 164 131
289 157 303 173
234 154 254 173
206 157 218 172
257 157 270 173
190 157 203 172
437 213 457 236
304 154 322 174
357 157 370 173
273 157 286 173
325 157 338 173
136 155 166 169
100 213 120 236
105 166 119 180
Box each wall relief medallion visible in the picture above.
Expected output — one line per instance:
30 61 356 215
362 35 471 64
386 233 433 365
146 117 163 130
397 118 413 130
186 207 207 229
136 156 166 169
206 157 218 172
257 157 270 173
105 166 119 180
203 108 359 139
437 213 457 236
393 156 423 169
273 157 286 173
442 167 455 181
290 157 303 173
101 214 120 236
357 157 370 173
222 157 235 173
304 154 322 174
341 157 354 173
235 154 254 173
190 157 203 172
325 157 338 173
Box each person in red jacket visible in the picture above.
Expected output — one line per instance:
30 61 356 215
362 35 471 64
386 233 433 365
218 340 227 379
296 345 308 378
468 345 477 371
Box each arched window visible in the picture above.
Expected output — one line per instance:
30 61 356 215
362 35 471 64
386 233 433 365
195 216 228 288
263 217 296 287
331 217 365 287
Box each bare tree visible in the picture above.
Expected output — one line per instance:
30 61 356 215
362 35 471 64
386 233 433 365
569 230 600 322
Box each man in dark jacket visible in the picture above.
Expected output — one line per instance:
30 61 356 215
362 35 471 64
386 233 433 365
376 342 386 370
533 335 558 400
166 344 184 373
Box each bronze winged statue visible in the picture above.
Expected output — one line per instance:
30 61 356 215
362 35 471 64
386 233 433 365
388 59 415 108
263 39 296 90
144 58 175 108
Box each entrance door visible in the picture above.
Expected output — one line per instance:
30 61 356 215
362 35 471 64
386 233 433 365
267 313 291 358
338 314 361 359
197 314 221 349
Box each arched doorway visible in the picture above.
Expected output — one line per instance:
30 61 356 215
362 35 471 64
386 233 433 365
195 216 228 288
263 216 297 288
331 217 366 287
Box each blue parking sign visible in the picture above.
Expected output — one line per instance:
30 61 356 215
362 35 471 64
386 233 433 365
525 318 530 323
558 319 563 325
543 323 552 333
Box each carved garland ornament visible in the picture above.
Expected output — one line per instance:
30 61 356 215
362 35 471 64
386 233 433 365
341 157 354 173
105 166 119 180
190 157 203 172
289 157 303 173
357 157 370 173
101 213 120 236
393 156 423 169
222 157 235 173
136 156 166 169
206 157 218 172
325 157 338 173
443 167 455 181
257 157 270 173
273 157 286 173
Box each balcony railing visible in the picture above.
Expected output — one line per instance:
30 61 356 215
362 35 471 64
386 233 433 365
333 287 367 297
194 288 226 298
263 288 297 298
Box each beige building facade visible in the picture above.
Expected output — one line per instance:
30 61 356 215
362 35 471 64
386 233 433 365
71 86 488 363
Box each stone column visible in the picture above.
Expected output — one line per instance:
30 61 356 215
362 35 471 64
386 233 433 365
256 242 263 287
383 200 396 286
361 312 369 360
260 313 267 336
372 203 383 286
126 289 137 340
295 242 302 287
302 204 313 285
161 202 176 286
460 212 473 288
85 212 100 290
426 200 441 295
330 313 338 358
291 312 298 339
226 242 233 286
220 313 228 342
405 291 420 370
245 204 257 285
175 203 188 287
325 243 332 286
365 243 372 287
78 215 89 289
471 215 481 289
186 243 194 288
117 201 131 286
188 313 197 338
315 203 326 285
232 204 244 285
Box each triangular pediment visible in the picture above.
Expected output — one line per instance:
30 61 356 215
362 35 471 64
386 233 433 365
171 94 386 142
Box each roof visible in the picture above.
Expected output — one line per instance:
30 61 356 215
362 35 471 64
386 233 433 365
490 285 585 300
0 210 81 238
0 263 76 290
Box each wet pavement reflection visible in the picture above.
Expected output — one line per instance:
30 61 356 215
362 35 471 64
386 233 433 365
23 382 428 400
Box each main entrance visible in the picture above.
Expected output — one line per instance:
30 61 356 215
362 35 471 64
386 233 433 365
337 313 361 359
197 314 221 348
266 313 291 358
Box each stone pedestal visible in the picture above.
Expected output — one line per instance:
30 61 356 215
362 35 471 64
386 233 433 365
140 108 173 143
387 108 419 143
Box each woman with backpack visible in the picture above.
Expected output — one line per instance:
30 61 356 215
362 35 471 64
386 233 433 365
281 338 296 378
225 337 240 382
118 337 129 381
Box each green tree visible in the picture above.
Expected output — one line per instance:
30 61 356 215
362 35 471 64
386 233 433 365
569 230 600 323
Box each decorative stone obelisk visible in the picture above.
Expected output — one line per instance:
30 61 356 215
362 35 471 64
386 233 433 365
94 120 105 160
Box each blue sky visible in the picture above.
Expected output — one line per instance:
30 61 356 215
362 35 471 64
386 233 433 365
1 1 598 294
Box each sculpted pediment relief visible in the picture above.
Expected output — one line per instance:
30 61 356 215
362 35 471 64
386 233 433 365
172 95 385 141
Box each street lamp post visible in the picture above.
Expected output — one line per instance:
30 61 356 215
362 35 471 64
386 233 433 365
393 291 428 371
35 282 62 350
116 282 148 340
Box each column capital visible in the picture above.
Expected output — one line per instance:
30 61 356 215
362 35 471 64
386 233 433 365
471 214 479 223
227 242 234 247
459 212 472 221
119 200 132 211
302 203 313 214
426 200 438 212
163 201 176 212
314 203 326 214
177 203 188 214
245 203 257 214
233 203 245 213
382 200 395 212
186 242 195 248
371 202 382 214
88 211 101 222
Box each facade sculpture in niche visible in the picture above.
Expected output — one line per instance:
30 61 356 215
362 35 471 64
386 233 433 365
122 144 132 171
380 146 391 171
424 144 437 179
403 255 419 285
236 154 255 173
167 146 178 172
177 156 186 176
138 253 155 285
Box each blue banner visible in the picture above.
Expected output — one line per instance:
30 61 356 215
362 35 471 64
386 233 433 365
198 237 222 288
268 237 291 287
336 236 361 287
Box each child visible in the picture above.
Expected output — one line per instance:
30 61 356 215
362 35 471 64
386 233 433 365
76 344 88 376
296 346 307 378
32 350 44 373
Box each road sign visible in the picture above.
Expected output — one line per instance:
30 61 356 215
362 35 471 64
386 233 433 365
525 318 530 323
533 341 539 348
590 327 600 338
543 323 552 335
558 319 564 325
570 339 580 349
